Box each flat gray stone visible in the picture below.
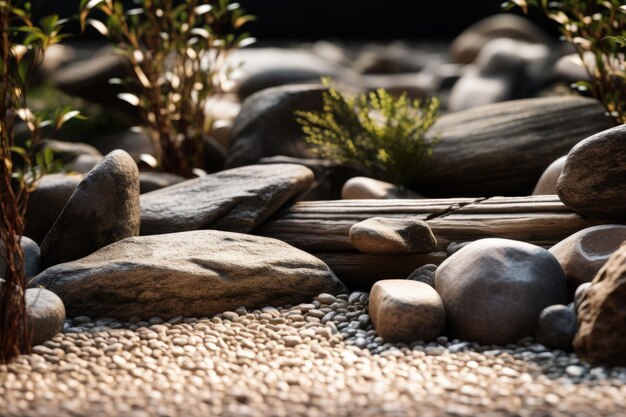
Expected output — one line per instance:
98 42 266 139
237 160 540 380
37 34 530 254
29 230 346 319
369 279 446 343
140 164 313 235
407 264 438 288
350 217 436 254
40 150 140 268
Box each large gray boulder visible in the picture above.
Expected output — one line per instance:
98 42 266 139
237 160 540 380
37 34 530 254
435 238 568 345
40 150 141 268
140 163 313 235
557 124 626 220
28 231 346 319
414 96 612 197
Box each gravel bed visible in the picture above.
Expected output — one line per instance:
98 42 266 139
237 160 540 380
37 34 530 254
2 291 626 417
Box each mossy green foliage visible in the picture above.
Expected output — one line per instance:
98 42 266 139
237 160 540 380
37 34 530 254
296 79 439 187
505 0 626 125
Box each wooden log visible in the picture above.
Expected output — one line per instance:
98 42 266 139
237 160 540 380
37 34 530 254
256 196 620 288
412 96 612 197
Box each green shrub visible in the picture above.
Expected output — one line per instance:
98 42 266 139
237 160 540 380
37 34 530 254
1 0 79 363
296 79 440 187
80 0 255 177
505 0 626 124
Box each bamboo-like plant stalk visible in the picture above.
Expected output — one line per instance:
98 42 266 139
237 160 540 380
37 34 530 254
0 0 30 364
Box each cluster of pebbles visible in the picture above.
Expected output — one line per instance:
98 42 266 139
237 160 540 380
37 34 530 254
2 292 626 417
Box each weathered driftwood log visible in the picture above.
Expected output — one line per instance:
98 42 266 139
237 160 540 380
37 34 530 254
412 96 612 197
256 196 614 289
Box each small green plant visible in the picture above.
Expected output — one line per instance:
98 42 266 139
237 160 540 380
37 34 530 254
1 0 80 363
80 0 255 177
505 0 626 124
296 79 440 187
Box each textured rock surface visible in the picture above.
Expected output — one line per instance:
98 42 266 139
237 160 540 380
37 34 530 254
535 304 578 351
574 242 626 365
435 238 568 345
29 230 346 319
557 124 626 220
414 96 611 197
550 225 626 294
24 173 82 244
140 164 313 235
342 176 423 199
407 264 438 287
225 84 326 168
40 150 140 268
0 236 41 280
533 156 566 195
369 280 445 343
25 288 65 346
350 217 436 254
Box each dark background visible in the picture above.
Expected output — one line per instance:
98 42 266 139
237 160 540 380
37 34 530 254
35 0 556 41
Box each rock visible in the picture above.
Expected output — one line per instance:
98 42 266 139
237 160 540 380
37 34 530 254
29 230 346 319
351 42 443 74
225 84 326 168
557 124 626 220
532 156 566 195
24 173 82 244
574 242 626 365
25 288 65 346
139 171 186 194
449 14 555 64
140 164 313 235
550 225 626 295
448 39 556 112
51 45 130 109
554 53 593 84
407 264 437 287
342 177 423 199
34 139 102 164
0 236 41 280
257 156 360 200
349 217 436 254
574 282 592 311
40 150 140 268
228 48 347 100
64 154 104 173
435 238 568 345
369 279 446 343
360 73 436 99
535 304 578 351
446 242 471 256
89 129 155 161
414 96 612 197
